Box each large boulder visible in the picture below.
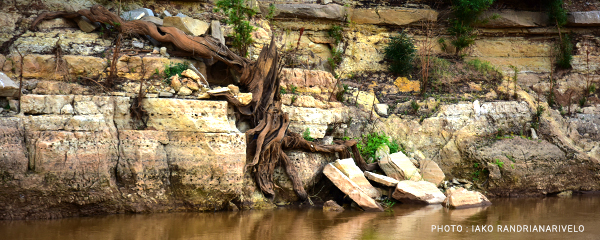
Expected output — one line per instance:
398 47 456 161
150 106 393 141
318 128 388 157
323 163 383 211
333 158 381 199
392 180 446 204
442 187 492 209
0 72 19 97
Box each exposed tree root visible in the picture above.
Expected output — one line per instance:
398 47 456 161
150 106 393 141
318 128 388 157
30 5 376 201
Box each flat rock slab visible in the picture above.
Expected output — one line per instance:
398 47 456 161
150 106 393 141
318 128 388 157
568 11 600 26
364 171 399 187
163 16 209 36
443 188 492 209
478 10 547 28
392 180 446 204
0 72 19 97
420 160 445 186
379 152 421 181
323 164 383 211
333 158 381 199
264 4 347 21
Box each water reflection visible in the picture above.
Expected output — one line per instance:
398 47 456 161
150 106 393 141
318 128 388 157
1 195 599 240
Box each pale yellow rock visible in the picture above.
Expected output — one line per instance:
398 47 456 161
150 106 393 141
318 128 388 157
442 187 491 209
181 69 200 81
185 80 200 91
333 158 381 199
170 75 182 91
378 9 438 26
323 164 383 211
236 93 252 105
163 16 209 36
419 160 445 186
394 77 420 93
364 171 399 187
379 152 421 181
142 98 236 133
393 180 446 204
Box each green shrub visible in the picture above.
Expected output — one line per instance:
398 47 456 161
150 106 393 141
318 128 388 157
164 62 188 79
556 34 573 69
448 0 495 56
215 0 256 57
266 4 276 20
328 25 343 45
336 84 349 102
384 32 416 76
357 132 401 162
548 0 567 27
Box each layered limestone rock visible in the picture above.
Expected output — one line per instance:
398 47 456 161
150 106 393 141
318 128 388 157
262 4 347 21
350 8 438 26
0 94 247 219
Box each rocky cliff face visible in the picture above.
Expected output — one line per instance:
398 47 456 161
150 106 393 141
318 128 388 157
1 0 600 219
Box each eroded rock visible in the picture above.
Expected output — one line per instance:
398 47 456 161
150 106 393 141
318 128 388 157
333 158 381 199
379 152 421 181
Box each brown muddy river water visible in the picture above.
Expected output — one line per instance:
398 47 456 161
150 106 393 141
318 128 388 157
1 195 599 240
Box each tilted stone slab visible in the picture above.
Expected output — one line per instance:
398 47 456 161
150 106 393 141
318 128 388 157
142 98 236 133
379 152 421 181
364 171 399 187
442 187 492 209
392 180 446 204
420 159 445 186
0 72 19 97
333 158 381 199
323 164 383 211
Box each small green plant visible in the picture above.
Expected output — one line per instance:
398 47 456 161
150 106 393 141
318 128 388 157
492 159 504 168
291 95 297 105
280 87 287 95
505 154 516 163
303 128 314 141
153 68 160 76
548 0 568 27
336 84 349 102
532 105 545 130
215 0 256 57
289 84 298 94
357 132 401 162
589 84 597 94
555 34 573 69
266 3 276 20
384 32 416 76
328 25 343 45
511 163 515 169
448 0 495 56
381 198 396 210
579 96 587 107
164 62 188 79
410 100 419 114
328 48 343 71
